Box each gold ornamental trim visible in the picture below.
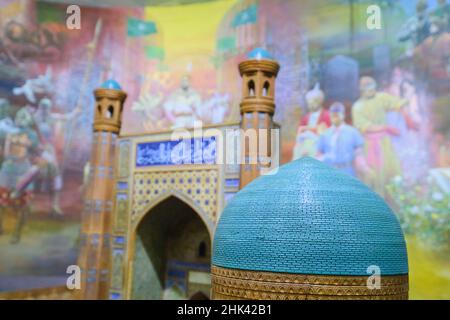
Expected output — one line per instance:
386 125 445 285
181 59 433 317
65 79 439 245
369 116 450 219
94 120 121 134
212 275 408 296
212 266 407 286
240 99 275 115
211 266 408 300
239 60 280 76
94 88 127 102
213 290 408 301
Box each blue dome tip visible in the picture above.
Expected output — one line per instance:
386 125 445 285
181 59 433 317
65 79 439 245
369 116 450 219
247 48 273 61
101 79 122 90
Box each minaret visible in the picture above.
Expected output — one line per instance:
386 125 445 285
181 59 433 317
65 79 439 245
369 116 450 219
77 79 127 300
239 48 280 189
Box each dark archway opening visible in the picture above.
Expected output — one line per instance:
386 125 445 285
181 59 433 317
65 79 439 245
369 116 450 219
263 81 270 96
198 241 207 258
190 291 209 300
248 80 255 96
131 196 211 300
106 105 114 118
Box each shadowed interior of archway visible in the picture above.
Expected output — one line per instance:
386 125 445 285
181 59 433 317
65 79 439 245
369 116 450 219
131 196 211 300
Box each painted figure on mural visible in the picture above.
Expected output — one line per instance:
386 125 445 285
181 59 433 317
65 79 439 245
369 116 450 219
317 102 364 177
414 15 450 86
1 21 63 64
386 76 427 183
12 68 53 105
398 0 430 55
33 98 81 216
199 92 230 125
0 99 17 163
292 83 331 160
431 0 450 32
0 108 39 244
352 76 410 197
164 74 202 129
132 91 168 132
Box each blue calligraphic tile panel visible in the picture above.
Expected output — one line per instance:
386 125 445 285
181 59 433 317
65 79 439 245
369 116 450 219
136 137 217 167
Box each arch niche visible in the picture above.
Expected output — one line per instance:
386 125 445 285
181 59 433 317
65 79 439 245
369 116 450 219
130 195 212 300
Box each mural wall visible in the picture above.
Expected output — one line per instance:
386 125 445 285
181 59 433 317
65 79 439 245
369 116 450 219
0 0 448 299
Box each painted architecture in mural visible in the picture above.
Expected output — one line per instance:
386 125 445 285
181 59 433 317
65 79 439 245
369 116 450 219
0 0 449 299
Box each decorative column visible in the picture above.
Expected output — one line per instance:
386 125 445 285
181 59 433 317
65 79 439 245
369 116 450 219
239 48 280 189
77 79 127 300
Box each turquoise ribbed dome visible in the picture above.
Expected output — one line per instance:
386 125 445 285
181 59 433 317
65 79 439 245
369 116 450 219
213 157 408 276
101 79 122 90
247 48 273 60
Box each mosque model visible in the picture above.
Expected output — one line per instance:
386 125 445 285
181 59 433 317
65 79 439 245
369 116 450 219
77 48 409 300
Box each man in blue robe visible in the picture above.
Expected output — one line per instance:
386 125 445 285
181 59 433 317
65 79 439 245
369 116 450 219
317 102 364 177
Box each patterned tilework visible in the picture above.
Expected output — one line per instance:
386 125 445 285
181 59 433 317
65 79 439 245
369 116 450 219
211 266 408 300
213 157 408 276
111 249 124 291
132 169 219 223
115 194 128 231
118 140 131 178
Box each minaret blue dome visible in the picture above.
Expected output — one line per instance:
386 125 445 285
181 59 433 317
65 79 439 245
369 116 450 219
247 47 274 60
101 79 122 90
213 157 408 276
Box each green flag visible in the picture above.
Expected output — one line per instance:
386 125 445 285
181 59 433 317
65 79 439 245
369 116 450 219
231 4 258 28
217 36 236 52
145 46 165 60
37 2 66 24
127 18 157 37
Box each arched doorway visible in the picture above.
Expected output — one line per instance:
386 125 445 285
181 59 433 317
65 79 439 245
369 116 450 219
130 196 211 300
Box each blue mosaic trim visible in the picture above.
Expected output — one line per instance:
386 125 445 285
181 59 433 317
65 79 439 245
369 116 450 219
110 292 121 300
225 179 240 188
117 182 128 190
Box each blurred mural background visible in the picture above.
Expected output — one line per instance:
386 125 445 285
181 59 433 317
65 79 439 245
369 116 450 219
0 0 448 299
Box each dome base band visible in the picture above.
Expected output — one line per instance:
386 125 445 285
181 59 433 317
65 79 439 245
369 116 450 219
211 266 408 300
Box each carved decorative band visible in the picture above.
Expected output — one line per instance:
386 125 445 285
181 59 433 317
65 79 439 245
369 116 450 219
212 266 408 286
212 275 408 296
211 266 408 300
213 290 408 300
240 101 275 115
94 121 121 134
239 60 280 76
94 89 127 101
